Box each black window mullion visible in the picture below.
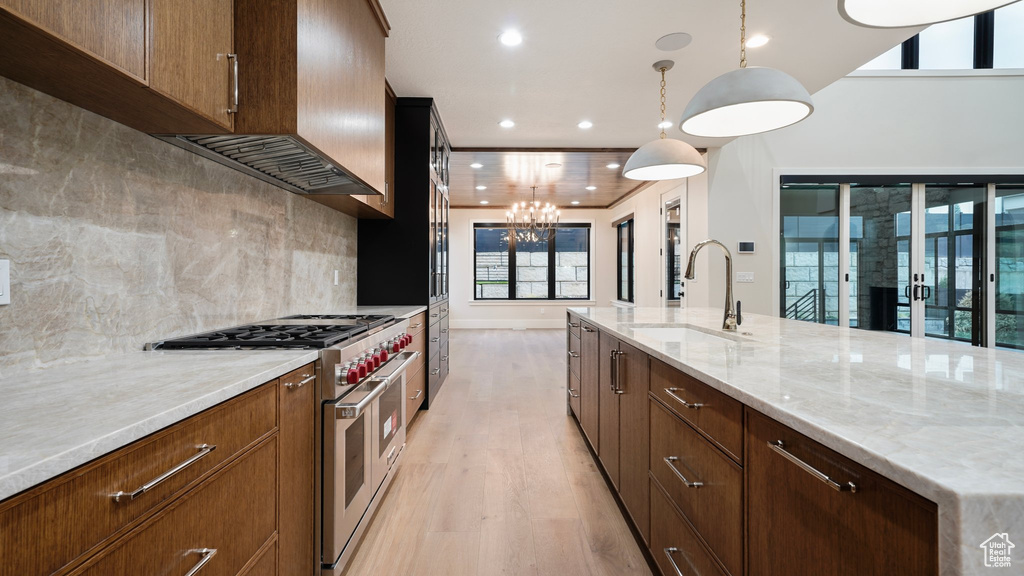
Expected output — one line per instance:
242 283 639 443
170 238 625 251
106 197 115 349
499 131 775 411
902 35 919 69
508 230 517 299
547 228 556 299
628 220 635 303
975 11 995 69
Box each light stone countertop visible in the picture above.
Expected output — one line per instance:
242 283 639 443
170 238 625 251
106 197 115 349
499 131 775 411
345 305 428 319
0 348 320 502
569 306 1024 576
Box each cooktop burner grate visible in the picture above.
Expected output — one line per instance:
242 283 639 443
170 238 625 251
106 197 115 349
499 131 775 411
154 324 367 349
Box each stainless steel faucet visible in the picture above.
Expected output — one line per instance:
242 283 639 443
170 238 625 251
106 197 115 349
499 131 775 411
684 239 741 331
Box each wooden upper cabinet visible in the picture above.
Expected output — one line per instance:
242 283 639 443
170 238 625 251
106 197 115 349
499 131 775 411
0 0 147 80
149 0 234 131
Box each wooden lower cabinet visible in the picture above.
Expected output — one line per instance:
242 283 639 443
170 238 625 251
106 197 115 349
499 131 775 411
651 477 727 576
578 321 599 451
279 365 316 576
70 437 278 576
615 338 649 544
746 407 938 576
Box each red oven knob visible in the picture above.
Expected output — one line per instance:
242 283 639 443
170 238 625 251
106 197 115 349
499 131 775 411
345 364 359 384
357 359 368 378
391 338 401 353
379 347 389 362
371 349 381 368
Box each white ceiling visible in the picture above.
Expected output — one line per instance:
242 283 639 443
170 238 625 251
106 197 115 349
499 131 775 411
381 0 920 150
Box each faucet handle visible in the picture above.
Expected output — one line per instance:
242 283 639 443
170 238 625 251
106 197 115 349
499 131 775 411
736 300 742 326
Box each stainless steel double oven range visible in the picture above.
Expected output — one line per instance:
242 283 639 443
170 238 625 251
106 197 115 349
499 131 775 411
150 313 419 575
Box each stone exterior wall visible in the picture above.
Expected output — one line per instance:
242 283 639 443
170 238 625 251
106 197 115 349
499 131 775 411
475 251 588 299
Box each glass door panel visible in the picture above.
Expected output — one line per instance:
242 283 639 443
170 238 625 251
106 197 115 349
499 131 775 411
849 185 913 334
923 186 986 344
780 185 839 324
995 185 1024 349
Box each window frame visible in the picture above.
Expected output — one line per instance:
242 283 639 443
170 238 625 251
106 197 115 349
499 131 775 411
472 223 592 301
616 218 635 303
888 9 999 70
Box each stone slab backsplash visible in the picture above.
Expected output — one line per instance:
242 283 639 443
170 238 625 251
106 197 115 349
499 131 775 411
0 77 357 377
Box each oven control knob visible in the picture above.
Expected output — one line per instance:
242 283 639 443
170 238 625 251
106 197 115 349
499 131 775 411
391 338 401 353
379 347 389 362
357 359 368 378
371 349 382 368
401 334 410 348
345 364 359 384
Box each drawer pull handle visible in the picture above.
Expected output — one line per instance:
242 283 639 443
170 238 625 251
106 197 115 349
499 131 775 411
663 547 694 576
441 328 449 333
568 321 580 328
112 444 217 502
431 368 440 375
664 388 703 410
441 355 449 361
286 374 315 389
227 53 238 114
567 350 580 358
663 456 703 488
568 387 580 398
431 313 439 318
185 548 217 576
768 440 857 493
409 322 422 329
409 389 423 400
610 349 625 394
582 326 596 333
431 337 440 343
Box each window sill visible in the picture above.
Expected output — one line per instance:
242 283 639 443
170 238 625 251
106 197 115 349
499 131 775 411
611 300 636 308
847 68 1024 78
469 300 597 306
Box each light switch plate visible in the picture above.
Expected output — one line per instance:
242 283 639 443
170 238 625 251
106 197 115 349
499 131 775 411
0 259 10 305
737 272 755 283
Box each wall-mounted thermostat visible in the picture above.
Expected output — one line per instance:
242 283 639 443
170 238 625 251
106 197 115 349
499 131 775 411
737 241 755 254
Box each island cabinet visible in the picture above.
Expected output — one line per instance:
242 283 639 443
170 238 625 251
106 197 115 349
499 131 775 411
578 320 600 450
566 316 582 419
0 0 235 134
0 365 319 576
745 407 939 576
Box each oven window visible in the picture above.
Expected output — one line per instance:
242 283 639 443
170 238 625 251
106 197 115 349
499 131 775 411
345 413 366 507
378 376 403 457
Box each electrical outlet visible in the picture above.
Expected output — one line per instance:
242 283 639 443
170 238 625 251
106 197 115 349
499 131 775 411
334 270 339 286
0 259 10 305
737 272 755 283
540 307 545 315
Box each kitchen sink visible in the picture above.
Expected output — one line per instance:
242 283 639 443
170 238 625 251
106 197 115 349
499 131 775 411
630 324 746 345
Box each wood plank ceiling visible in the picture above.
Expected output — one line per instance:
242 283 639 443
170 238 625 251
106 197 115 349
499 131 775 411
449 149 651 209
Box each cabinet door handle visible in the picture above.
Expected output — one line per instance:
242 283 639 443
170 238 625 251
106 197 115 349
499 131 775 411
382 182 389 207
664 388 703 410
768 440 857 493
185 548 217 576
111 444 217 502
568 350 580 358
286 374 315 389
663 456 704 488
226 53 238 114
663 547 693 576
409 389 423 400
612 350 625 394
568 387 580 398
568 321 580 328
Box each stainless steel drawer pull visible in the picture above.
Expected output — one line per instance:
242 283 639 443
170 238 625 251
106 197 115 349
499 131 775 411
112 444 217 502
286 374 315 389
430 337 439 343
663 548 692 576
227 52 239 114
409 322 422 329
568 388 580 398
441 328 449 333
567 350 580 358
409 389 423 400
582 326 596 333
184 548 217 576
431 313 439 318
610 349 625 394
441 355 449 361
663 456 703 488
664 388 703 410
768 440 857 493
568 322 580 328
431 368 440 375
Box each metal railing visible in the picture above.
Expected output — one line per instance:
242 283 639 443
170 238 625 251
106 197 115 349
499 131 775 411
786 289 819 323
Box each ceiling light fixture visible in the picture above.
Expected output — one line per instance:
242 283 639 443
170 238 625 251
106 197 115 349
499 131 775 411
586 186 597 191
545 162 562 168
657 120 673 129
577 120 593 129
507 186 559 238
571 201 580 205
839 0 1021 28
745 34 770 48
470 163 483 169
606 163 620 169
476 185 487 190
499 119 515 128
480 200 490 205
499 29 523 46
623 61 706 181
679 0 813 138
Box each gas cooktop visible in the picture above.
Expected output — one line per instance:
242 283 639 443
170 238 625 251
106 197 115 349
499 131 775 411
280 314 393 330
149 314 396 350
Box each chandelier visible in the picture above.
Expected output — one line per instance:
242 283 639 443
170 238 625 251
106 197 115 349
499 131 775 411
507 185 559 240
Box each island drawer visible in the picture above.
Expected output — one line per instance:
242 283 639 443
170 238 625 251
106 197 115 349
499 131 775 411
0 382 277 576
439 314 450 347
650 357 743 463
406 311 427 336
568 331 581 378
406 362 426 425
568 371 582 419
69 437 278 576
651 477 728 576
566 313 581 337
650 399 742 576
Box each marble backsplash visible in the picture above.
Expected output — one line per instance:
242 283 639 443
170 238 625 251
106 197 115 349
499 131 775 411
0 77 358 377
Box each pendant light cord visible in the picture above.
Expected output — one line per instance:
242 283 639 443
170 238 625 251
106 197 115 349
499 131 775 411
659 67 668 139
740 0 747 68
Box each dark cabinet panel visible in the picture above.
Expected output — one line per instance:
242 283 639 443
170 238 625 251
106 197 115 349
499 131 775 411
579 321 600 451
598 330 620 489
616 339 649 543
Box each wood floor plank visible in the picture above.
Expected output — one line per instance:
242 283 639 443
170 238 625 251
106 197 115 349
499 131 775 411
409 531 482 576
532 518 600 576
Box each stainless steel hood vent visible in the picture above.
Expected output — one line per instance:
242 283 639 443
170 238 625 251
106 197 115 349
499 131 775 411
157 134 377 196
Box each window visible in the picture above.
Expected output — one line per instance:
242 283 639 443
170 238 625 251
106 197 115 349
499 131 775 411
856 7 1024 71
617 218 634 303
473 224 590 300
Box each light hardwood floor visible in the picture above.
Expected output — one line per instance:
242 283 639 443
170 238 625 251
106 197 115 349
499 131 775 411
342 329 653 576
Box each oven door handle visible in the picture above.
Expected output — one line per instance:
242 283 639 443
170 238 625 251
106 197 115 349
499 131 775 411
334 379 388 419
373 350 421 381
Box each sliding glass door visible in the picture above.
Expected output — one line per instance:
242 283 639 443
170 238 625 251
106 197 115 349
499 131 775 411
780 185 840 324
995 185 1024 349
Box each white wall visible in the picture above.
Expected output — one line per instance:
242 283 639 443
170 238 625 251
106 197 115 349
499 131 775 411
706 73 1024 315
449 173 709 329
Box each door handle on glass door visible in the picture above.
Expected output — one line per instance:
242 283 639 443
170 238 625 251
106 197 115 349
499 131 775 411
922 285 932 301
913 284 921 301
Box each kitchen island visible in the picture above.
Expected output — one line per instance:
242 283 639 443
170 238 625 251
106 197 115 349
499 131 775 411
569 306 1024 576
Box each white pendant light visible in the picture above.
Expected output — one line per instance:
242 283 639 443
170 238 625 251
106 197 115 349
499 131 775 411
679 0 813 138
839 0 1021 28
624 61 706 181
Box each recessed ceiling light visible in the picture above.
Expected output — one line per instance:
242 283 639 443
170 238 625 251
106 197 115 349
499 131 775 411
499 30 522 46
658 120 673 129
655 32 693 52
746 34 771 48
476 185 487 190
470 163 483 169
571 201 580 205
480 200 489 205
606 163 620 169
577 120 593 129
499 119 515 128
545 162 562 168
585 186 597 191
